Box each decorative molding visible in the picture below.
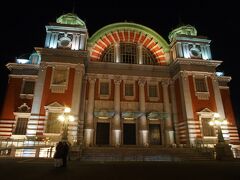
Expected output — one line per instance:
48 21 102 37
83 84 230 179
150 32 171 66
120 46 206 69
94 110 115 119
121 111 144 120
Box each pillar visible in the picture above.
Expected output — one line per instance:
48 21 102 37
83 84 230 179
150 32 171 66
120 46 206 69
137 44 143 64
162 80 174 146
114 43 120 63
112 78 121 146
138 79 148 146
84 77 96 147
79 34 86 50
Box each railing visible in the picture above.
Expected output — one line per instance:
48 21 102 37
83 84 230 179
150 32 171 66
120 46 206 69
0 139 57 158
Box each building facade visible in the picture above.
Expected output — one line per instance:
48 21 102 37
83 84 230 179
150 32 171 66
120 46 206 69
0 13 239 151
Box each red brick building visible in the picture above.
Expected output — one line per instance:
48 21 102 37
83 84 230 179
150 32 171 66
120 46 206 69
0 13 239 156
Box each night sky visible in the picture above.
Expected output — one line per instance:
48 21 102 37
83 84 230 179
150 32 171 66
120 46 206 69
0 0 239 125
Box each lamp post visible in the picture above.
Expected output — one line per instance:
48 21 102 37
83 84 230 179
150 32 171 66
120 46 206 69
208 113 233 160
208 113 227 143
58 107 75 142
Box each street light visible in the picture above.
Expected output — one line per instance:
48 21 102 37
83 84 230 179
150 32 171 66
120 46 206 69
208 113 228 143
58 107 75 142
208 113 233 160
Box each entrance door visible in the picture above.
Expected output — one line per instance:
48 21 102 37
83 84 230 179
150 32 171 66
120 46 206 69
123 123 136 145
96 123 110 145
149 124 161 145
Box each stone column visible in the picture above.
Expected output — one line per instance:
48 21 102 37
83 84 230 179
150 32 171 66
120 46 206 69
80 34 86 50
138 79 148 146
162 80 174 146
84 76 96 147
112 78 121 146
114 43 120 63
27 63 47 136
44 31 51 48
70 65 84 144
137 44 143 64
170 81 179 145
180 71 194 146
211 75 225 119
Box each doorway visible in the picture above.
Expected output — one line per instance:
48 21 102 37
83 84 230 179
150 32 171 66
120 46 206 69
96 122 110 145
123 123 136 145
149 124 161 145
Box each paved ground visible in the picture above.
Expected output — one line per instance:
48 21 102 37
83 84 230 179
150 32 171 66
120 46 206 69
0 158 240 180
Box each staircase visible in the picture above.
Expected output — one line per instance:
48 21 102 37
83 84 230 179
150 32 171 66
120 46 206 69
80 147 215 162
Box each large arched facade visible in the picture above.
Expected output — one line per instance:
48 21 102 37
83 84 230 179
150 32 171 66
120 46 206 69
88 22 170 65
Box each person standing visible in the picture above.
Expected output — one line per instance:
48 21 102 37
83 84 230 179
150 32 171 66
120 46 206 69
54 141 63 167
61 141 69 167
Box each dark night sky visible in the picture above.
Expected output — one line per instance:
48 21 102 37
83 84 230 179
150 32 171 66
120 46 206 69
0 0 239 124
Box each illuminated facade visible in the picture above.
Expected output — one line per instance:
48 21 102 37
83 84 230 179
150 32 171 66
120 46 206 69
0 13 239 153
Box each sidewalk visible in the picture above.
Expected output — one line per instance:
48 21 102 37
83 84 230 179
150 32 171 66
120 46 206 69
1 158 240 180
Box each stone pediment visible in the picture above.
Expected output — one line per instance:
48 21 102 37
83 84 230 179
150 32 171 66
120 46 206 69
199 108 213 113
44 101 65 112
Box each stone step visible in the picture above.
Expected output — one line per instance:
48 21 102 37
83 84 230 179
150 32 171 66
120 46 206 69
80 147 214 161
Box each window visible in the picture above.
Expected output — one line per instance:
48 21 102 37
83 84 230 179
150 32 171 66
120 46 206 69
100 82 109 95
195 78 207 92
149 85 157 97
201 118 215 136
14 118 28 135
45 113 62 133
52 69 68 85
22 81 35 94
142 47 156 65
102 45 114 62
125 84 134 96
120 43 137 64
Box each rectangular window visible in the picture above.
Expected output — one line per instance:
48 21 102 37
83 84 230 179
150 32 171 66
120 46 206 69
14 118 28 135
202 118 215 136
45 113 62 133
100 82 109 95
149 85 157 97
125 84 134 96
22 81 35 94
52 69 68 85
195 78 207 92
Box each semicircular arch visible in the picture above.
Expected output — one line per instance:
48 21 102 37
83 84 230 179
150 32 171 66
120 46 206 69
88 22 170 65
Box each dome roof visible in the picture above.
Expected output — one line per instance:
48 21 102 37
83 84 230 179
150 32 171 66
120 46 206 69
56 13 86 27
168 25 197 42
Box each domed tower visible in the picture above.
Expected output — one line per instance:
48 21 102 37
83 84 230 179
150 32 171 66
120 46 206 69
29 13 88 144
169 25 212 60
44 13 88 50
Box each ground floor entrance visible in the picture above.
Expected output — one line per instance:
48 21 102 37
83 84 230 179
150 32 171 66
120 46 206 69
149 124 161 145
123 123 136 145
96 122 110 145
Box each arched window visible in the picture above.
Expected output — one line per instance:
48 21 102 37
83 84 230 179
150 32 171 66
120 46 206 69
142 46 156 65
102 45 114 62
120 43 137 64
100 42 156 65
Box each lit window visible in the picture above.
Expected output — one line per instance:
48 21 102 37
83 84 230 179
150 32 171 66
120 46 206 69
125 84 134 96
14 118 28 135
45 113 62 133
201 118 215 136
120 43 137 64
149 85 157 97
195 78 207 92
100 82 109 95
